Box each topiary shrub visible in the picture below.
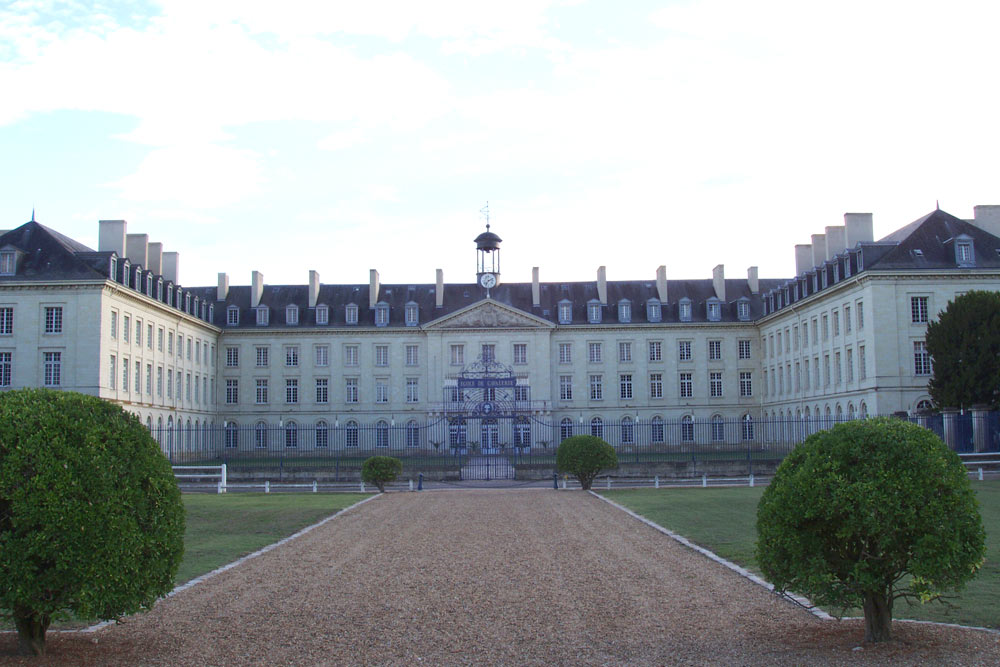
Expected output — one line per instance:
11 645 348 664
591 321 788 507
361 455 402 492
0 389 185 656
756 417 985 643
556 435 618 490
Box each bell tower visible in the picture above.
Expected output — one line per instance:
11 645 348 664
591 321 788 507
474 203 502 296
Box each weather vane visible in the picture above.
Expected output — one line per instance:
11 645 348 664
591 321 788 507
480 201 490 230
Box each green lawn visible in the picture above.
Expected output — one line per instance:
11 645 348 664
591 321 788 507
602 480 1000 630
178 493 371 584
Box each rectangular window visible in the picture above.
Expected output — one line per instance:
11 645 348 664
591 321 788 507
739 371 752 397
227 307 239 326
315 345 329 367
166 369 173 398
833 310 840 337
286 379 298 403
315 378 329 403
157 367 163 396
844 305 852 333
911 296 929 323
588 342 602 363
375 345 389 366
709 371 723 397
793 325 798 351
589 374 603 400
375 378 388 403
708 340 721 361
226 379 238 404
558 343 572 364
256 379 269 404
405 345 419 366
109 354 116 389
316 306 329 325
559 375 573 401
226 346 239 367
285 346 299 367
846 348 854 382
110 310 118 338
822 314 829 340
0 351 12 386
784 329 790 353
168 331 173 355
146 364 152 394
345 345 359 366
135 320 142 347
451 344 464 365
679 372 692 398
813 358 820 387
135 360 141 394
185 373 191 401
42 309 61 335
187 338 192 360
914 341 932 375
823 354 830 386
157 327 163 351
177 334 182 358
620 374 633 400
256 346 269 367
802 323 808 347
794 362 800 392
513 343 527 365
678 340 691 361
345 377 358 403
835 351 842 384
122 359 130 391
43 351 61 386
776 332 782 355
256 307 269 326
123 316 130 343
649 373 662 399
406 378 419 403
811 318 818 343
648 341 661 362
618 342 632 363
738 339 751 360
857 301 864 330
514 385 529 402
481 344 495 362
859 345 867 380
803 362 810 390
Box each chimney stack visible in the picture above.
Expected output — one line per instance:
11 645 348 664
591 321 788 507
712 264 725 301
532 267 540 307
217 273 229 301
369 269 380 309
973 205 1000 238
824 225 847 259
844 213 874 248
435 269 444 308
98 220 126 257
655 265 668 302
147 242 163 275
810 234 827 269
747 266 759 294
126 233 148 267
251 271 264 308
162 251 180 284
596 266 607 305
308 270 320 307
794 245 813 275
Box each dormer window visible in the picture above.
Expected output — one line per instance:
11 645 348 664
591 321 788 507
256 306 269 326
821 269 828 289
146 272 153 297
706 298 721 321
134 266 142 290
109 256 117 281
167 285 174 306
618 299 631 323
227 305 239 326
193 296 199 316
857 251 864 272
587 300 602 324
121 259 130 284
737 298 750 321
316 304 329 325
557 300 572 324
833 262 840 283
843 256 851 278
184 292 191 313
157 278 163 301
346 303 358 325
679 298 692 322
646 298 662 323
405 302 419 327
375 302 389 327
286 304 299 325
955 235 975 267
208 304 214 322
811 272 819 292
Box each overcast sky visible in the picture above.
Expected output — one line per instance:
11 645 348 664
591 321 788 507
2 0 998 289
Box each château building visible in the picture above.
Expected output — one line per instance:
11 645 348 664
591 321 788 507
1 204 999 454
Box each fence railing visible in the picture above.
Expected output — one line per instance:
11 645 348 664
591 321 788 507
150 411 1000 469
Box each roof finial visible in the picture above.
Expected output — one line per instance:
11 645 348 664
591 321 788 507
480 201 490 231
31 207 35 222
936 200 940 211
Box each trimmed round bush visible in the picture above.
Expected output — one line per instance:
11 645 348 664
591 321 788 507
0 389 185 656
556 435 618 490
361 455 402 492
756 417 985 643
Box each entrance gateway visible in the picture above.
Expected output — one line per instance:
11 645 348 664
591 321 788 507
443 354 535 480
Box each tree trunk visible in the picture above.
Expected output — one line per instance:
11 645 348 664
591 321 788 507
376 480 385 493
14 610 50 656
862 591 893 642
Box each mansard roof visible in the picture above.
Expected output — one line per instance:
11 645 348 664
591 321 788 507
866 209 1000 270
0 220 109 281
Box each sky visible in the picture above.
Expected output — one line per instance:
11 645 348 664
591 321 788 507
1 0 999 290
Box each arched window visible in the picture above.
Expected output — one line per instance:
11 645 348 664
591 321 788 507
681 415 694 442
847 403 856 420
860 401 869 418
514 417 531 448
186 418 192 448
376 420 390 448
590 417 604 439
255 421 268 448
225 422 238 448
835 404 843 421
194 419 200 448
406 421 420 448
345 421 359 448
650 416 664 444
156 416 163 445
741 414 754 441
560 418 574 442
711 414 725 442
316 420 329 448
915 399 933 413
285 421 298 448
146 415 153 432
449 418 467 448
167 416 174 449
620 417 634 445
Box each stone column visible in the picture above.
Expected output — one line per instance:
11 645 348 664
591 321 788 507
941 408 959 450
971 404 990 453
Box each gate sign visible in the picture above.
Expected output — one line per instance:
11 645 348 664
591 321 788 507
457 377 517 389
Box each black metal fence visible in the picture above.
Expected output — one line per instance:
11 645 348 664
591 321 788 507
153 411 1000 472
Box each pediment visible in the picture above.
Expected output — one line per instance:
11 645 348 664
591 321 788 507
425 299 554 330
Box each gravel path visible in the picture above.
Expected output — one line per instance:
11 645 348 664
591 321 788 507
2 489 998 665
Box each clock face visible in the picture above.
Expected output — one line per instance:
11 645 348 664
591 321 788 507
480 273 497 288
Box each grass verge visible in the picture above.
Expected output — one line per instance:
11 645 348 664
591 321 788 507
602 480 1000 630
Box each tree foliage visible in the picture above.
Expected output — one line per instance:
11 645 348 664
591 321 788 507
361 456 402 492
556 435 618 490
0 389 185 656
756 418 985 643
926 290 1000 410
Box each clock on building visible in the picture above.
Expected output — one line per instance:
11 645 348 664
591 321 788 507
479 272 497 289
